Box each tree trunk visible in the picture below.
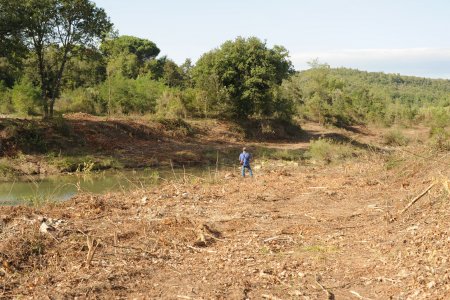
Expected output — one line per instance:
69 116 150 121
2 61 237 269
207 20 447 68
49 44 71 118
43 99 49 118
49 99 54 118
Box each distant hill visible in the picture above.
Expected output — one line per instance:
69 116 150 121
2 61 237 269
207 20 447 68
285 67 450 126
323 68 450 106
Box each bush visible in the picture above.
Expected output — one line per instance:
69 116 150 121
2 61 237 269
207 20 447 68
11 79 41 115
58 87 105 114
99 75 166 114
429 127 450 151
307 138 356 163
0 82 14 114
155 90 187 118
383 129 410 146
426 107 450 151
156 117 194 137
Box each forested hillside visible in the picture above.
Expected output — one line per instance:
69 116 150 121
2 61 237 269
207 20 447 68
0 0 449 133
282 62 450 126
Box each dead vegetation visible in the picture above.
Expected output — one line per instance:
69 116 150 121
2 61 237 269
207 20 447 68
1 142 449 299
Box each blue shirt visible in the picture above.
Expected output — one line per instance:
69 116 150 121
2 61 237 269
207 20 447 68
239 152 252 166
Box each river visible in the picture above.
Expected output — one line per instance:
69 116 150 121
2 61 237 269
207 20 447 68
0 166 231 205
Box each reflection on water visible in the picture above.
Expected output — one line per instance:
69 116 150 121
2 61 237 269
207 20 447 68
0 167 227 205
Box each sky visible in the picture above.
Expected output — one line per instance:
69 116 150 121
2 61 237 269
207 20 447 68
93 0 450 79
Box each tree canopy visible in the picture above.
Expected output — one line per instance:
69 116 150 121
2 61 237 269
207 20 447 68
4 0 112 117
192 37 294 119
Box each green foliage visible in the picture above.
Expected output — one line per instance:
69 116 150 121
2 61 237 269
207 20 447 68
429 127 450 151
101 35 160 64
63 47 107 89
0 81 14 113
254 147 305 161
11 78 41 115
50 155 122 172
0 159 17 180
12 0 112 117
102 35 160 79
156 91 187 118
307 138 357 163
425 107 450 151
106 52 139 78
162 59 185 87
99 75 166 114
193 37 294 119
283 66 450 127
58 87 105 114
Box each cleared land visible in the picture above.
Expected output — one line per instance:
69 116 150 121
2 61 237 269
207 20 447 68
0 117 449 299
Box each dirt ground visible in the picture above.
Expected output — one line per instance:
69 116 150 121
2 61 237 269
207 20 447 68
1 135 450 299
0 114 305 176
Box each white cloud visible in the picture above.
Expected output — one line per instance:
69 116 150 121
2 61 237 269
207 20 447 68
291 48 450 79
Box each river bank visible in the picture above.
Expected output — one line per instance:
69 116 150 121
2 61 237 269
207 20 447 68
0 114 310 180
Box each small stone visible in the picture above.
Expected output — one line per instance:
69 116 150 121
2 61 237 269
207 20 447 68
427 281 436 289
39 222 54 234
141 196 148 205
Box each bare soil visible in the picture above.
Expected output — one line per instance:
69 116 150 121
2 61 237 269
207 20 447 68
1 117 449 299
0 114 304 176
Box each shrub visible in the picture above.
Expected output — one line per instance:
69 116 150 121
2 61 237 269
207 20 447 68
58 87 105 114
0 82 14 114
307 138 356 163
426 107 450 151
156 117 194 136
383 129 410 146
429 127 450 151
155 90 187 118
98 75 166 114
11 79 41 115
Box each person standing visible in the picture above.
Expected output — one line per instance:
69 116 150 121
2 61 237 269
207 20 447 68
239 147 253 177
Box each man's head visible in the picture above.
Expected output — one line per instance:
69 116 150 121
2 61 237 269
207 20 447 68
242 147 246 152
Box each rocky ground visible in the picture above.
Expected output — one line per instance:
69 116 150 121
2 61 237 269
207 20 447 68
1 146 449 299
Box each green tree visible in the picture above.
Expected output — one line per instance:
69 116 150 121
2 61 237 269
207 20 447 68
162 59 184 87
63 47 107 89
101 35 160 79
192 37 293 119
11 78 41 115
16 0 112 117
0 0 28 86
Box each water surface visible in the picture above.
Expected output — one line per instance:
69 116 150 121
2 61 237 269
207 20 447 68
0 167 227 205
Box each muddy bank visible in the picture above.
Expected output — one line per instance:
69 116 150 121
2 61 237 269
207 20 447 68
0 114 308 178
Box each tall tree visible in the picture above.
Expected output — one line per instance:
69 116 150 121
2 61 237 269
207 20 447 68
101 35 160 79
192 37 293 119
0 0 28 86
18 0 112 117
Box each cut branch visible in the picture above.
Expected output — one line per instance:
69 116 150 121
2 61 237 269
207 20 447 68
400 183 435 215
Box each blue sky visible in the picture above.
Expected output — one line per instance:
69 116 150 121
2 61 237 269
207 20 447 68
93 0 450 79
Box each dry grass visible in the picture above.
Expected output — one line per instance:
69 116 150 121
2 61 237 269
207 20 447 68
1 147 449 298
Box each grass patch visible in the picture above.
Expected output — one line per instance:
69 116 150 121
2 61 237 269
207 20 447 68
384 154 405 170
48 155 123 173
383 129 410 146
0 159 17 180
429 127 450 151
307 138 358 164
21 194 56 207
254 147 305 161
300 245 338 253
